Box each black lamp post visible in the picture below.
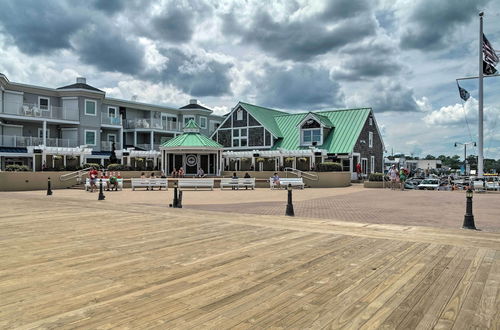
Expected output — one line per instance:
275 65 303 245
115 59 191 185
285 184 295 216
98 178 106 200
462 188 476 230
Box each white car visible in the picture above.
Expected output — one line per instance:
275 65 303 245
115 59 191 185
485 177 499 191
417 179 440 190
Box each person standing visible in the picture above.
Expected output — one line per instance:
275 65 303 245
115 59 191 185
399 167 408 191
356 162 362 180
388 165 398 190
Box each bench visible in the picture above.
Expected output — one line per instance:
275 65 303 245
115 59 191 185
131 178 168 190
220 178 255 190
178 178 214 190
269 177 305 189
85 178 123 191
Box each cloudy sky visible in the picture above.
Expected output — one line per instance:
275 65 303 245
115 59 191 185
1 0 500 158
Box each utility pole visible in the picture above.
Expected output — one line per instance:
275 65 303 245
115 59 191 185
455 142 476 175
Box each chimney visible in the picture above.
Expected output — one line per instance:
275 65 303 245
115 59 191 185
76 77 86 84
189 99 198 105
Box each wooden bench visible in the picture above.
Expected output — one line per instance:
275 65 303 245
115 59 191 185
269 177 305 189
178 178 214 190
85 178 123 191
131 178 168 190
220 178 255 190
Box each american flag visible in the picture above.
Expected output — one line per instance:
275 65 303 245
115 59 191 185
483 34 499 75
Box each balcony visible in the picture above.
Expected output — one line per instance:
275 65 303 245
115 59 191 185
124 118 179 131
101 113 122 126
134 143 161 151
100 141 122 151
1 102 79 122
0 135 78 148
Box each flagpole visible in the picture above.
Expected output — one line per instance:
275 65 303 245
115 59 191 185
478 12 484 178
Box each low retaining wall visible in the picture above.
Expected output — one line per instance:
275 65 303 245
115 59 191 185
221 171 351 188
0 171 162 191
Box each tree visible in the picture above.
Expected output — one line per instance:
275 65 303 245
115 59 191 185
424 154 436 160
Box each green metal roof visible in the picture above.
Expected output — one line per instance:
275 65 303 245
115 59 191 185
238 102 286 138
299 112 334 128
161 123 223 149
272 108 371 154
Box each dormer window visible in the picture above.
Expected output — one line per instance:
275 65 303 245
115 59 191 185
301 119 322 145
236 109 243 120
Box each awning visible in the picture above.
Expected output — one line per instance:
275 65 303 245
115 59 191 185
223 148 326 158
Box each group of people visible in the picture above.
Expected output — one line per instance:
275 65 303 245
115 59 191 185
140 172 166 190
170 167 185 178
88 169 122 192
231 172 252 190
388 165 409 190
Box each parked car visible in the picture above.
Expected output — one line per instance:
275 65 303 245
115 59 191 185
485 177 499 191
417 179 440 190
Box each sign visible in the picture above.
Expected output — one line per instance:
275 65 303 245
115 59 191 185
186 154 197 167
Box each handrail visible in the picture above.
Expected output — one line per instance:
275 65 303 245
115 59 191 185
60 167 92 182
283 167 319 181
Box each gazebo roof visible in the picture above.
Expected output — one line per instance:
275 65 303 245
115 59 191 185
161 120 223 149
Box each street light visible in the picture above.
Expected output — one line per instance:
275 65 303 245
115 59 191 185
454 142 476 175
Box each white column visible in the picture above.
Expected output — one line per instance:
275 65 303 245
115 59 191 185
32 154 36 172
119 114 124 150
150 131 154 150
52 155 55 168
42 120 47 146
63 155 67 167
101 158 104 166
133 131 137 146
251 157 255 171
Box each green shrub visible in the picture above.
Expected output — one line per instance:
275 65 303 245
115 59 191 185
107 164 132 171
5 164 30 172
317 162 342 172
82 163 101 170
368 173 384 181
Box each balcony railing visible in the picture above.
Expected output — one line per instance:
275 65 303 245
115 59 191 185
101 113 122 126
100 141 122 151
124 118 179 131
1 102 79 122
0 135 77 148
135 143 152 150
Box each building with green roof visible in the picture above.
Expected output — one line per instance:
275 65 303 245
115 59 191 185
211 102 384 179
160 120 223 176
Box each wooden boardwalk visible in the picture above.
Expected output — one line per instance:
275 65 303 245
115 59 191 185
0 191 499 329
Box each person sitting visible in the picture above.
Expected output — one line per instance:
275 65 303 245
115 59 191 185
149 172 156 190
197 167 205 178
140 172 146 179
244 172 251 190
272 172 280 188
109 172 118 191
231 172 238 190
178 167 185 178
171 168 178 178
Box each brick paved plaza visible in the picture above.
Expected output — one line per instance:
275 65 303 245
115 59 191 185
1 187 499 328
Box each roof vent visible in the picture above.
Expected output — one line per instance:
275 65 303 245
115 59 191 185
189 99 198 105
76 77 86 84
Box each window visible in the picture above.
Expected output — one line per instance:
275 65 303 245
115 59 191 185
369 117 373 126
85 99 97 116
37 128 50 138
38 97 50 111
183 115 195 126
236 109 243 120
369 131 373 148
108 134 116 143
108 106 117 117
199 116 207 129
370 156 375 173
85 130 96 145
302 129 321 145
209 120 220 133
232 128 247 147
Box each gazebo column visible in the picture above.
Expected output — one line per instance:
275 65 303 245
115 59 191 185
63 155 67 168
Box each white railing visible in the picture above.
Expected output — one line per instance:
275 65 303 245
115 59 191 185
124 118 179 131
0 135 77 148
135 143 152 150
2 101 79 121
60 167 92 182
284 167 319 181
101 113 122 126
101 141 122 151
